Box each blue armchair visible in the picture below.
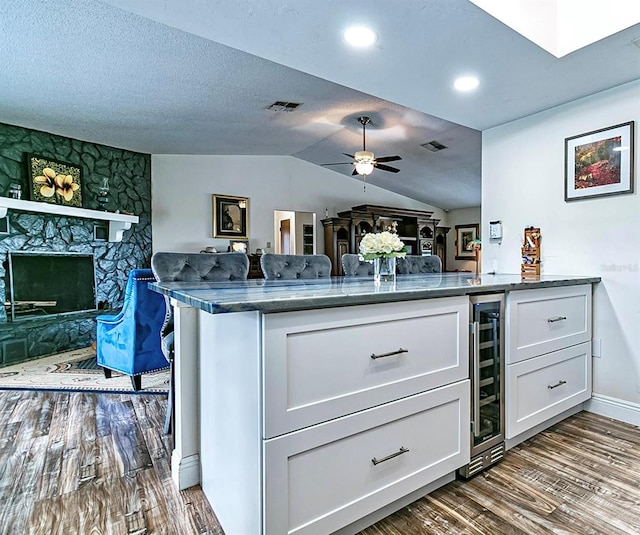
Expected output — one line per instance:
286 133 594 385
96 268 168 391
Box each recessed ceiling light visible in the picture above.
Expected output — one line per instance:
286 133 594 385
454 76 480 92
344 26 377 47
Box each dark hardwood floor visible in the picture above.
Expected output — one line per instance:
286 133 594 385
0 390 638 534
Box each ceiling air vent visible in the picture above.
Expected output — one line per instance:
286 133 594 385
266 101 302 112
421 140 447 152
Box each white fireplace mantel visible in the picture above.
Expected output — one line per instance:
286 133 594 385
0 197 139 242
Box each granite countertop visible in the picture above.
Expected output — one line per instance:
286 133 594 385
149 273 600 315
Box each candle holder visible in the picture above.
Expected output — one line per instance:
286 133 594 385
97 177 110 211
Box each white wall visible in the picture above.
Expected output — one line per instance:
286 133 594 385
445 206 481 272
482 80 640 405
151 155 446 255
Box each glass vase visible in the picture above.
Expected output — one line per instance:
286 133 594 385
373 256 396 286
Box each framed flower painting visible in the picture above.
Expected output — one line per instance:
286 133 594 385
27 154 83 208
565 121 635 201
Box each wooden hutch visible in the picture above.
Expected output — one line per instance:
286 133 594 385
322 204 450 275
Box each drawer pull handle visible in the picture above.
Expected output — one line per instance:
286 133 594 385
548 380 567 390
547 316 567 323
370 348 408 360
372 446 410 466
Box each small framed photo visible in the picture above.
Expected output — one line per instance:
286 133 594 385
27 154 83 207
565 121 635 201
229 240 249 253
212 194 249 239
455 223 479 260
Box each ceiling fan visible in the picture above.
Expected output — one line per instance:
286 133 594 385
322 116 402 177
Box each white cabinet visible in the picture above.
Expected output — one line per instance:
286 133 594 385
506 285 592 440
264 381 469 535
263 297 469 438
506 284 591 364
199 298 470 535
506 342 591 438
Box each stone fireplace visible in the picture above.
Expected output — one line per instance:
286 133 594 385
5 252 97 321
0 122 152 365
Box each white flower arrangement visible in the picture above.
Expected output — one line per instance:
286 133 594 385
359 231 408 260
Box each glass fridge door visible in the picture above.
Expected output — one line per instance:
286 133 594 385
472 299 503 449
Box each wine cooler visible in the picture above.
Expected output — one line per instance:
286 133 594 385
458 294 505 478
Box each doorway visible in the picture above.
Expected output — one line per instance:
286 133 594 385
273 210 316 254
280 219 291 254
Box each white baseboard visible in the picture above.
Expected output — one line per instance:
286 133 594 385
172 451 201 490
585 393 640 427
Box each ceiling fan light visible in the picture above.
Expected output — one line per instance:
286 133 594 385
354 150 374 162
355 161 374 175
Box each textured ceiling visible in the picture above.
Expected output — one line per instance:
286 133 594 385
1 1 638 209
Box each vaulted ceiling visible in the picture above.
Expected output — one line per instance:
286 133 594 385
1 1 638 209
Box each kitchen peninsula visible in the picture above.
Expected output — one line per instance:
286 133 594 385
150 272 599 535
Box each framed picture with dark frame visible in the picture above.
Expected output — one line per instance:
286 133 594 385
455 223 479 260
212 194 249 239
565 121 634 201
27 154 83 208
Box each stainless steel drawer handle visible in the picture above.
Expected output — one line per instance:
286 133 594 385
370 348 408 360
371 446 410 466
548 380 567 390
547 316 567 323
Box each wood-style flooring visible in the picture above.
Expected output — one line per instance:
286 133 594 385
361 411 640 535
0 390 638 534
0 390 222 535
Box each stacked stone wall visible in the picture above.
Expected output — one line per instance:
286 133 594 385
0 123 152 363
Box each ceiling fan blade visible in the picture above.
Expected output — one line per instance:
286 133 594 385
375 163 401 173
343 153 355 159
375 155 402 163
321 162 352 166
351 168 359 176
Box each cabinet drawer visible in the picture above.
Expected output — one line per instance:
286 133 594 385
506 342 591 439
507 285 591 364
263 297 469 438
264 380 469 535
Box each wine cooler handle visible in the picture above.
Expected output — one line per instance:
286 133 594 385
472 321 481 438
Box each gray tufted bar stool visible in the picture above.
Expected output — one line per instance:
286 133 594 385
151 252 249 435
341 253 375 277
397 255 442 274
260 253 332 280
